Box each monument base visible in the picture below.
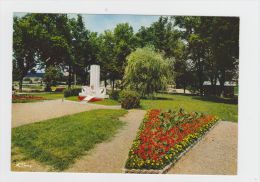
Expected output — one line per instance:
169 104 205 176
78 96 104 102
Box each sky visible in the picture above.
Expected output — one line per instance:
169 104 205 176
15 13 161 33
78 14 160 33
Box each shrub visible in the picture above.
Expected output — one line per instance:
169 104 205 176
64 88 82 98
109 90 120 101
119 90 140 109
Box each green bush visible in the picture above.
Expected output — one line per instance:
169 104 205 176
64 88 81 98
119 90 140 109
109 90 120 101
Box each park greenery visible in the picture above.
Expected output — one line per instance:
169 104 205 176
124 46 172 97
12 109 127 170
13 14 239 97
64 93 237 122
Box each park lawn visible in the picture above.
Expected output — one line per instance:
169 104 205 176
34 92 64 100
12 109 127 171
93 99 120 106
141 93 238 122
66 96 120 106
65 96 79 101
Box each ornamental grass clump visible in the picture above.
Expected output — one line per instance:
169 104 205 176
125 108 219 170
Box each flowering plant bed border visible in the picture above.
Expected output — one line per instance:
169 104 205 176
123 109 219 174
12 94 46 103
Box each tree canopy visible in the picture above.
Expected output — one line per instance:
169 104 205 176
123 46 172 97
13 13 239 96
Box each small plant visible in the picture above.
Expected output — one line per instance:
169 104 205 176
63 88 82 98
119 90 140 109
109 90 120 101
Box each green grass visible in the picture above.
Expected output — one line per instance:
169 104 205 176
65 96 79 102
141 93 238 122
66 96 120 106
34 92 63 100
12 109 127 171
91 99 120 106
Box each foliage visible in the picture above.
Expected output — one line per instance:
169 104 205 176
98 23 136 90
174 16 239 95
13 16 39 92
119 90 140 109
136 16 181 58
43 66 62 91
125 109 219 170
63 88 82 97
12 109 127 171
13 14 239 97
108 90 120 101
123 46 172 97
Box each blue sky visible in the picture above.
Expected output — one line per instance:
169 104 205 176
78 14 160 33
15 13 161 33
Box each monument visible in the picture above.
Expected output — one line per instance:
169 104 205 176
79 65 109 102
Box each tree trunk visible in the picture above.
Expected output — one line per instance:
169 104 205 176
112 78 115 91
68 64 72 89
19 79 23 92
219 70 226 97
104 78 107 87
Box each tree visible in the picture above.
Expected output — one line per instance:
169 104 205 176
209 17 239 96
136 16 181 58
13 16 38 92
123 46 172 97
113 23 136 84
43 66 62 91
173 16 239 96
99 23 135 90
98 30 117 89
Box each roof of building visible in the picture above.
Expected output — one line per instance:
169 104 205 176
25 72 44 78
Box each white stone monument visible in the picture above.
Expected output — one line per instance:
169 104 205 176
79 65 109 102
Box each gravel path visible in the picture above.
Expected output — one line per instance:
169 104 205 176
65 109 146 173
167 121 238 175
12 99 121 128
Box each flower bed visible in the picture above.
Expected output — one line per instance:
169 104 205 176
124 109 219 173
12 95 45 103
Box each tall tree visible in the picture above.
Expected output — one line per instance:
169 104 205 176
136 16 181 58
13 16 38 92
113 23 135 83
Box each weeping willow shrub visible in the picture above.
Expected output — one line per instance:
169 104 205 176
123 46 172 97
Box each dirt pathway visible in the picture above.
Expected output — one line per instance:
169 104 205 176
167 121 238 175
65 109 146 173
12 99 121 128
